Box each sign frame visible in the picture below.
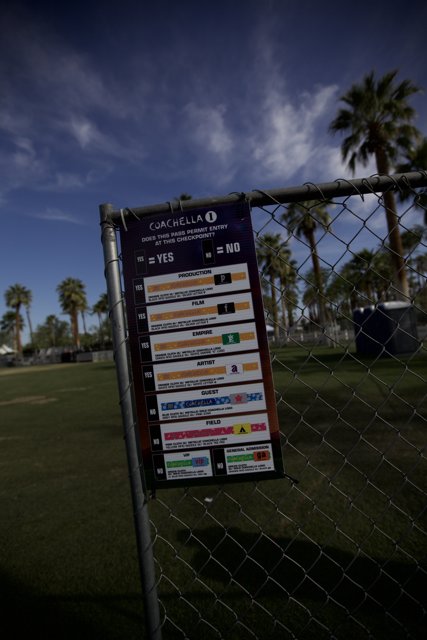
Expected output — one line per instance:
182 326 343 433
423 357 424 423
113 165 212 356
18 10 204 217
119 200 284 489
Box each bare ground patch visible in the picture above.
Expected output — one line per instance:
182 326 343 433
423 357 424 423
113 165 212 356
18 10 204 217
0 396 58 406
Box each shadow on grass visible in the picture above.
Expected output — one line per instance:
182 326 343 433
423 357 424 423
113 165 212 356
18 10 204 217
174 526 427 637
0 570 144 640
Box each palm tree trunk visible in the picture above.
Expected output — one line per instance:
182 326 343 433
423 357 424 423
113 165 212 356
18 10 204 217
15 308 22 354
375 150 409 300
81 310 87 334
287 305 294 328
71 311 80 349
280 279 288 330
97 312 104 347
308 231 327 327
25 306 34 345
270 281 279 341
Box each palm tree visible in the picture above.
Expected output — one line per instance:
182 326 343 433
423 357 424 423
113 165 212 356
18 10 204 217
329 70 421 300
412 253 427 296
43 315 57 347
80 302 89 335
56 278 88 349
92 292 109 346
256 233 285 340
33 315 70 349
282 200 331 327
349 249 380 305
302 266 333 325
1 311 24 350
396 137 427 223
343 249 392 308
24 295 34 346
4 284 32 354
400 225 425 257
277 251 299 329
326 269 353 321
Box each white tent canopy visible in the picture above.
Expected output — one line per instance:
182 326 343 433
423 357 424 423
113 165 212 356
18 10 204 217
0 344 15 355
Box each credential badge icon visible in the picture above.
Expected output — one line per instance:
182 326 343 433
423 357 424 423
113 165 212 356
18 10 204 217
205 211 217 223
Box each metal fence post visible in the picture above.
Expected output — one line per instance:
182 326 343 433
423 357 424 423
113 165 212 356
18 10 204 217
99 203 162 640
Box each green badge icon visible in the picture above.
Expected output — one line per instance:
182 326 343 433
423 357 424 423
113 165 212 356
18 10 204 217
222 332 240 345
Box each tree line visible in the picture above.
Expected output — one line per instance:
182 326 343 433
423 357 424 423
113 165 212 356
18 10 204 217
256 69 427 340
1 280 110 354
256 225 427 341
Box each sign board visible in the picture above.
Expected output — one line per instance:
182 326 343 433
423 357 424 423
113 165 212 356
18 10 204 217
120 201 284 488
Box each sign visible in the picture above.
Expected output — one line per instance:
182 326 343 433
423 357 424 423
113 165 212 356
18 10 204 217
120 201 284 488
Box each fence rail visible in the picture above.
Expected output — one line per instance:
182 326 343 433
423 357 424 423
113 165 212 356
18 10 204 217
102 171 427 639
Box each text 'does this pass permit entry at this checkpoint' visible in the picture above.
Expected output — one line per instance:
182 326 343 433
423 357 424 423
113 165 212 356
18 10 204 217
119 201 284 489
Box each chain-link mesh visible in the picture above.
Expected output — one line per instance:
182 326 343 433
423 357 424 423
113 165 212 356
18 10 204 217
134 175 427 639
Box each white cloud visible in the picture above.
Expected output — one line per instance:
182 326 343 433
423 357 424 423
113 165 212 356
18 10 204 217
313 146 347 181
184 103 234 158
0 110 26 134
69 118 95 149
182 102 236 185
49 172 86 190
0 130 48 199
248 84 339 182
304 85 339 121
63 115 146 165
12 137 37 168
0 8 148 202
0 8 132 122
0 121 114 199
32 208 86 225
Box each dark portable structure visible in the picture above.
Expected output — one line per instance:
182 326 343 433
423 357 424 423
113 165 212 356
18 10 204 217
353 301 419 356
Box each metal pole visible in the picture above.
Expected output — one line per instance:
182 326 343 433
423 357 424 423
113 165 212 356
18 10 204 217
99 203 162 640
103 170 427 222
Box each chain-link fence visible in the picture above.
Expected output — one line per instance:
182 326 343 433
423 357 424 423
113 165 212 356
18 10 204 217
103 171 427 639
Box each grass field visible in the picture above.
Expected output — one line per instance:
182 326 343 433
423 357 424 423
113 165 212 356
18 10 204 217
0 363 143 639
0 348 426 639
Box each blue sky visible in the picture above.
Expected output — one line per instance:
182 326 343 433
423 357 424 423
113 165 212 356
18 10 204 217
1 0 426 342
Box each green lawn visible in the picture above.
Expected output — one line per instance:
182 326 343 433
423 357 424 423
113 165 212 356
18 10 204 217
0 350 426 639
0 363 143 639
